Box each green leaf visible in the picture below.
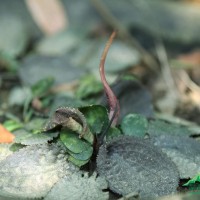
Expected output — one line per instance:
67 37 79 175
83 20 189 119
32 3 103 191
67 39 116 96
31 77 54 97
68 146 93 161
60 130 92 154
79 105 109 134
3 120 23 132
14 129 59 145
107 127 122 141
121 113 148 137
75 75 103 99
68 156 89 167
183 174 200 186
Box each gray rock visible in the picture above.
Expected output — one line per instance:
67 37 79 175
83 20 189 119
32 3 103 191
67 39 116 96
97 0 200 43
151 135 200 178
19 55 86 86
8 87 31 106
97 136 179 198
62 0 101 31
36 28 86 56
73 39 140 72
0 15 29 57
0 143 78 199
0 144 13 162
148 119 194 137
45 172 109 200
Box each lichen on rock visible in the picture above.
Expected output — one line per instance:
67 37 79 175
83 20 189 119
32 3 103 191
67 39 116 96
0 143 78 199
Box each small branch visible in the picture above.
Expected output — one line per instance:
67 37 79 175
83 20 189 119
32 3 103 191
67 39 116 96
99 31 120 126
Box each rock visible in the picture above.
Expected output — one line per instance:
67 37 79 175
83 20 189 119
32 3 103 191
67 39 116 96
97 136 179 198
94 0 200 43
19 55 86 86
0 143 78 199
0 144 13 162
151 135 200 178
73 39 140 72
0 15 29 57
45 172 108 200
36 28 86 56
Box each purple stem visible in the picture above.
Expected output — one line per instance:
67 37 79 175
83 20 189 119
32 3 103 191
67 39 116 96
99 31 120 126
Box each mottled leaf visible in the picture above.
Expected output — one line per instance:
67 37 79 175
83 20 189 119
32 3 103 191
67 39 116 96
79 105 109 134
107 127 122 141
121 113 148 137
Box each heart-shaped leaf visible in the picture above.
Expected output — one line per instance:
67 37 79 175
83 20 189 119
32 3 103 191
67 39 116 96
121 113 148 137
79 105 109 134
60 130 92 154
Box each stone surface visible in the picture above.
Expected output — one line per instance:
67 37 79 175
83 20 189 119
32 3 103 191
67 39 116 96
19 55 85 86
97 136 179 198
73 39 140 72
36 28 85 56
0 144 77 199
151 135 200 178
0 15 29 57
45 172 108 200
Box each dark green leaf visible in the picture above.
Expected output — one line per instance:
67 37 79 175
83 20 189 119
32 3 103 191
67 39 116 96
68 156 89 167
67 146 93 161
121 113 148 137
107 127 122 141
79 105 109 134
60 130 92 154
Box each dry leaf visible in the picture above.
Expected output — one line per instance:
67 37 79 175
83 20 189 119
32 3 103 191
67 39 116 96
0 124 15 143
177 50 200 67
25 0 68 35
